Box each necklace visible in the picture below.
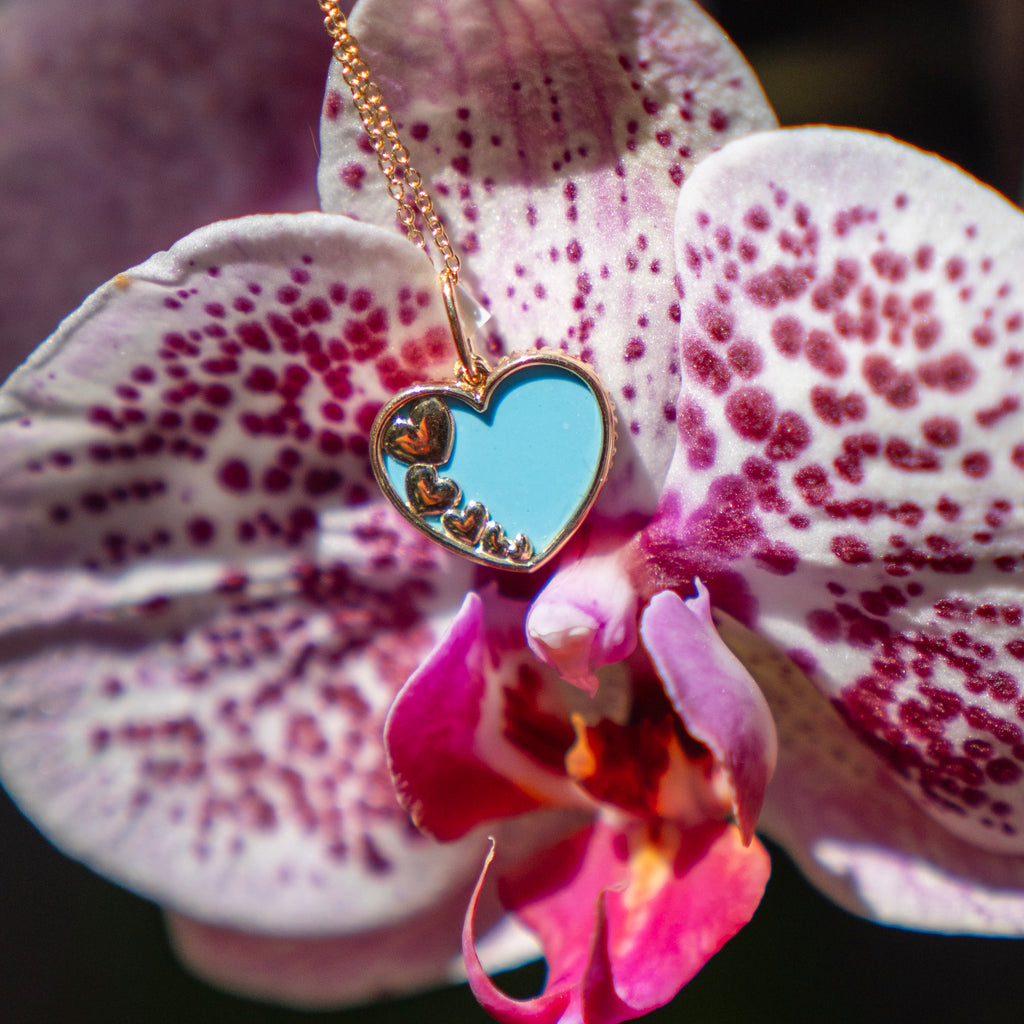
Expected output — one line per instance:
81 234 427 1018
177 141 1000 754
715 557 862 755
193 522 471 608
319 1 615 572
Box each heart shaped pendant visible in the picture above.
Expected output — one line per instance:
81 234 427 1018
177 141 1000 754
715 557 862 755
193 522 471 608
370 351 615 572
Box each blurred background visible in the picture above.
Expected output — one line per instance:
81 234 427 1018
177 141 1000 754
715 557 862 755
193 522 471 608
2 0 1023 1021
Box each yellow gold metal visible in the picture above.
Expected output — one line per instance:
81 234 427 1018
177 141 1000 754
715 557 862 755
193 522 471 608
405 464 461 515
441 501 488 545
381 396 453 466
318 0 461 279
441 271 489 385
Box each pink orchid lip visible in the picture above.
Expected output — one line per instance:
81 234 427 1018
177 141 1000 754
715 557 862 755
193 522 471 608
463 819 770 1024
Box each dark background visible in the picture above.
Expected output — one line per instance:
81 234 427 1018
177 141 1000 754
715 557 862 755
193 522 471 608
3 1 1023 1021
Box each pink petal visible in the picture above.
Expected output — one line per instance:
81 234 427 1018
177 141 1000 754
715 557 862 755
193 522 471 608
526 527 640 693
464 819 770 1024
641 127 1024 853
165 859 524 1009
386 591 583 840
0 213 489 932
0 0 329 376
319 0 777 516
641 585 777 841
722 615 1024 935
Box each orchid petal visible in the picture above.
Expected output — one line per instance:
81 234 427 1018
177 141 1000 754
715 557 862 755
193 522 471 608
526 528 640 693
642 127 1024 853
719 614 1024 935
641 585 777 841
319 0 777 515
0 0 329 375
386 591 584 840
0 212 453 587
0 213 490 932
165 859 525 1009
464 820 770 1024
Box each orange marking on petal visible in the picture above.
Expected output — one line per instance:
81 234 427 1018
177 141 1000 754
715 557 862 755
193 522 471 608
565 712 598 783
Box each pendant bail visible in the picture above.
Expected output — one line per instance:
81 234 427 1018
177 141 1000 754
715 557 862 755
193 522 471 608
441 271 488 385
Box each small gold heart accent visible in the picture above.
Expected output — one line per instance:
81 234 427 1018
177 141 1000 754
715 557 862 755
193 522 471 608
383 397 453 466
442 501 488 545
507 533 533 564
480 520 508 557
406 464 461 515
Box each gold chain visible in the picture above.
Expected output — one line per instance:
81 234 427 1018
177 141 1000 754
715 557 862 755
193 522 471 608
319 0 461 283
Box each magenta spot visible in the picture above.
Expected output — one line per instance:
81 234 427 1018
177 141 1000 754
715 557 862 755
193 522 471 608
708 108 730 132
238 323 272 352
324 91 342 120
771 316 803 357
187 518 216 545
726 340 763 377
725 387 776 441
218 460 251 492
754 541 799 575
962 451 991 479
922 416 960 448
987 758 1022 784
262 467 292 493
795 464 832 506
624 338 645 362
765 411 811 461
808 609 842 641
744 205 771 231
945 256 966 281
862 354 918 409
918 352 977 394
204 384 232 407
305 467 342 496
745 265 813 309
698 303 734 343
832 535 872 565
805 329 846 377
683 340 732 394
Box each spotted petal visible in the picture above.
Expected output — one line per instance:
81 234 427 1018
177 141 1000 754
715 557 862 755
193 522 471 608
720 614 1024 934
319 0 777 515
640 127 1024 854
0 213 487 932
0 0 330 375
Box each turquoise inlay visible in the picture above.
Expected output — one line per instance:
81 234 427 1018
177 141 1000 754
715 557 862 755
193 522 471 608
383 364 604 555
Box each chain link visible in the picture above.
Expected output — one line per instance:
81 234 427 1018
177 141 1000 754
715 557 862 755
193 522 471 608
319 0 461 282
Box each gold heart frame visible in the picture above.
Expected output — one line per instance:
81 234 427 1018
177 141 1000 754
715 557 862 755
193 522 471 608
369 351 616 572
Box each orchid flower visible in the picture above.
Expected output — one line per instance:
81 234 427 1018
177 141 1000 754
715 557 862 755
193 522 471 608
3 0 1024 1022
0 0 778 1012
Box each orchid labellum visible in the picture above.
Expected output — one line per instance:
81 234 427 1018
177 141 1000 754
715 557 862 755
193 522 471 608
2 0 1024 1020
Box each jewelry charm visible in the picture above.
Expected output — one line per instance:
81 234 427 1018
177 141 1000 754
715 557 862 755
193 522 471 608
320 1 615 571
371 358 615 572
